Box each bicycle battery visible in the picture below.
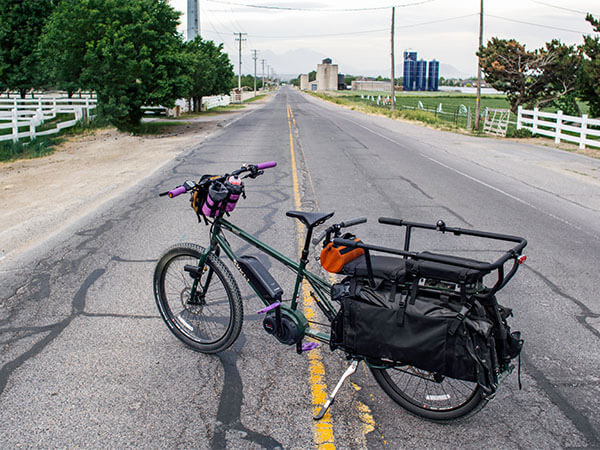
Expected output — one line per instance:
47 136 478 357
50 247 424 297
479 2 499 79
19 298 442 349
237 255 283 302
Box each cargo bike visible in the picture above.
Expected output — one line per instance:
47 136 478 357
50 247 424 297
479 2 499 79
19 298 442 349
153 161 527 421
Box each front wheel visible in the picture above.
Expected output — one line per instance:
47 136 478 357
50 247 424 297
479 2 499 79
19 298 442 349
153 243 243 353
370 365 488 421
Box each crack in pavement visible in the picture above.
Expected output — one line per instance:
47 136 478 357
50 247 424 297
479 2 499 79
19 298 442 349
0 268 105 397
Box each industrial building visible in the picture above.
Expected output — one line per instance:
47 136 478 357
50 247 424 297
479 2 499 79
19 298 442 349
299 58 340 91
403 52 439 91
351 80 392 91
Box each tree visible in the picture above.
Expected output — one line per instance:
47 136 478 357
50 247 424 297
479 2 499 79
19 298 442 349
308 70 316 82
580 14 600 118
184 37 233 112
39 0 91 96
0 0 55 97
40 0 190 129
540 40 582 115
478 37 581 114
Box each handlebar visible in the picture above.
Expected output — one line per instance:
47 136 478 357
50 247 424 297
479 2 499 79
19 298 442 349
159 161 277 198
312 216 367 245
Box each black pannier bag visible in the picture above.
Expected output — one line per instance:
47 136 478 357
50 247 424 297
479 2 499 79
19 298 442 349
330 254 523 392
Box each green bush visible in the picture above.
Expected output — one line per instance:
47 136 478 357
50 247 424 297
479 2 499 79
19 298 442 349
507 128 533 138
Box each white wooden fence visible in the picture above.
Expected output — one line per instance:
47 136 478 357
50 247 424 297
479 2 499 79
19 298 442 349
0 96 97 143
202 95 231 110
517 106 600 149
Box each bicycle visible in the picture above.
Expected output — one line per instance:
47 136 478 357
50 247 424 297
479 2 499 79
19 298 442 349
153 161 527 421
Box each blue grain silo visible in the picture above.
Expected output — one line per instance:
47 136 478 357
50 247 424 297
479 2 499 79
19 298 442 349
416 60 427 91
427 60 439 91
403 51 417 91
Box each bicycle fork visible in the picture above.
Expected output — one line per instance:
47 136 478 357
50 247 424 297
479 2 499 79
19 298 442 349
314 359 360 420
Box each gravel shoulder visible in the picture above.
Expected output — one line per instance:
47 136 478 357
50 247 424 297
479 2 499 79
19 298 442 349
0 98 270 264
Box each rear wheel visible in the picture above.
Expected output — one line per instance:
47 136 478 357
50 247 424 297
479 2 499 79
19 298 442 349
370 364 487 421
153 243 243 353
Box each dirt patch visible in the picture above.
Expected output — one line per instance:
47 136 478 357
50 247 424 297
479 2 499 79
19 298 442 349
0 106 252 263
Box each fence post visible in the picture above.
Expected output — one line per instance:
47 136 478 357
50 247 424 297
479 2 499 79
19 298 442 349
467 106 472 130
579 114 588 149
29 116 36 141
532 107 539 135
11 108 18 143
554 110 563 144
516 106 522 130
52 97 57 119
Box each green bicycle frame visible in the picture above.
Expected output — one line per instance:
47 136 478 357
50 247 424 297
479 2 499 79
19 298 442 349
196 216 337 344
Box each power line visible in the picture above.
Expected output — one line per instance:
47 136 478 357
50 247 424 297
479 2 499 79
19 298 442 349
528 1 596 16
396 13 478 29
205 0 439 12
486 14 586 34
223 14 479 40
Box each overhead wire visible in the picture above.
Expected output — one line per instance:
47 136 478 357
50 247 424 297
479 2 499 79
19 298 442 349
204 0 439 12
486 14 587 34
528 1 597 16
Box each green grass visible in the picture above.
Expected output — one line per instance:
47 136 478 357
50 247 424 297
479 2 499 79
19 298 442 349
0 136 61 162
128 120 189 135
243 94 266 103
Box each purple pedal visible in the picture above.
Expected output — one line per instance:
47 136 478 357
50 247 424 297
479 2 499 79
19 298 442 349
302 342 319 352
257 301 281 314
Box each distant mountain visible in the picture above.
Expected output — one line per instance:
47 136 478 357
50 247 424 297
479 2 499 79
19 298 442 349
439 63 473 79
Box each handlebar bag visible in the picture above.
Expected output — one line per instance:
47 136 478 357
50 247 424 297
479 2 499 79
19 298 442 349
201 181 230 218
320 233 365 273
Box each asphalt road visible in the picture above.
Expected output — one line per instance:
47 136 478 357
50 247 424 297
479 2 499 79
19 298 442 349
1 86 599 448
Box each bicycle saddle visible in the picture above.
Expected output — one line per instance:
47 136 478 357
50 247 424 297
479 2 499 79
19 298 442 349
286 210 334 229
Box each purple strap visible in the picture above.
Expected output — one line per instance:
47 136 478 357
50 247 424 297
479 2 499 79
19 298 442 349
302 342 319 352
257 301 281 314
168 186 186 198
256 161 277 170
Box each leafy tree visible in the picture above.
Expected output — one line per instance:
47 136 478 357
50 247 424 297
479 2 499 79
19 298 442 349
478 37 580 114
184 37 233 111
0 0 55 97
230 74 263 92
308 70 316 82
538 40 582 115
580 14 600 117
39 0 91 96
40 0 190 129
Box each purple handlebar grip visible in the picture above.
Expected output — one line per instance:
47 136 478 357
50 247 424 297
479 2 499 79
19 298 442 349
168 186 187 198
256 161 277 170
257 301 281 314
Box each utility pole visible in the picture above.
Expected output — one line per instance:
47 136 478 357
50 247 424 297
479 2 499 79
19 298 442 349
252 50 258 97
261 59 266 91
475 0 484 131
234 32 247 92
187 0 199 41
390 7 395 111
267 64 270 89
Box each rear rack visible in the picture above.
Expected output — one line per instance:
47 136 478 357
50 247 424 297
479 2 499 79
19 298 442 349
333 217 527 299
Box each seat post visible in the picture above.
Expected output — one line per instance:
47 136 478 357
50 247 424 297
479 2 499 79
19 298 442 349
300 227 314 264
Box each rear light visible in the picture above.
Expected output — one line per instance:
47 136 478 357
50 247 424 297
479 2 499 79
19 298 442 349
517 255 527 264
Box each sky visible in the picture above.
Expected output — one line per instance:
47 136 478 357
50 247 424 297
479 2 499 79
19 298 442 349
168 0 600 79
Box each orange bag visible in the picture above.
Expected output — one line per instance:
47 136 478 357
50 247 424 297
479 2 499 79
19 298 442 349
320 236 364 273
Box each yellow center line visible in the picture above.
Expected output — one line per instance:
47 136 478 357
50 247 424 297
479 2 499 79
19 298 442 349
287 100 379 447
287 100 335 449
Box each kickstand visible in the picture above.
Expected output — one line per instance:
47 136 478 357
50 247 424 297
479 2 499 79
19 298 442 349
314 359 359 420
